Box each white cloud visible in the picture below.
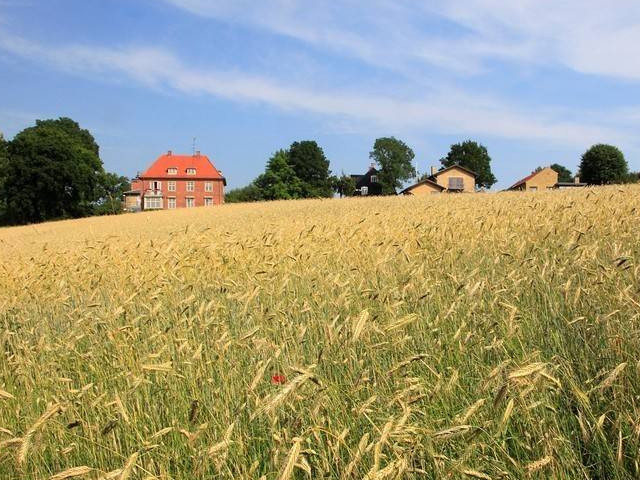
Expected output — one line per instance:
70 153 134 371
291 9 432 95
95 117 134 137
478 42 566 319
164 0 640 80
0 30 628 147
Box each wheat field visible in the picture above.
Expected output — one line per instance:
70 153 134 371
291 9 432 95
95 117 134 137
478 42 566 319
1 186 640 479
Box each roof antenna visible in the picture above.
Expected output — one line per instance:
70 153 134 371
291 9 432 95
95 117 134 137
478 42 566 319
192 137 196 156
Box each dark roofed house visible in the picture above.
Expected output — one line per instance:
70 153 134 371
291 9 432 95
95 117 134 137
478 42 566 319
351 164 383 196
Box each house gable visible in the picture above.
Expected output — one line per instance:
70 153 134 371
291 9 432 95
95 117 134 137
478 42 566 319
432 165 477 192
351 165 382 196
508 167 558 191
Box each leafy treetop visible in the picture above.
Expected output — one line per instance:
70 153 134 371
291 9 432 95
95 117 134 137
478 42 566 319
440 140 496 189
369 137 416 195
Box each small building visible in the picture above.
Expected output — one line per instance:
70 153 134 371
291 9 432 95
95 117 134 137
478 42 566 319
125 151 226 211
351 164 383 196
400 164 477 195
507 167 558 192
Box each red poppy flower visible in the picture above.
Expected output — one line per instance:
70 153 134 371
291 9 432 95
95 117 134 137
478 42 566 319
271 374 286 385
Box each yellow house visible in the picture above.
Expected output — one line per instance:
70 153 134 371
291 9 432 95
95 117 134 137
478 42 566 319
401 164 477 195
400 177 445 195
507 167 558 192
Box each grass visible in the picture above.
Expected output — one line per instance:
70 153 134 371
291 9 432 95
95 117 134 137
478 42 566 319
1 186 639 479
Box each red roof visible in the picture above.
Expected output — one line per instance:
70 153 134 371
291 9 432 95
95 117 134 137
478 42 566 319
508 171 538 190
139 151 224 180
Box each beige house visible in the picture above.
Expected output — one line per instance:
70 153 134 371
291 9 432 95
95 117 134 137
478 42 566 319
401 164 477 195
507 167 558 192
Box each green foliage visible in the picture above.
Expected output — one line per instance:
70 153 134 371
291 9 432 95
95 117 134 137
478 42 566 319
579 144 628 185
622 172 640 184
440 140 496 189
230 141 332 202
369 137 416 194
255 150 303 200
2 118 105 225
331 173 356 197
0 133 7 220
550 163 573 183
287 141 332 198
93 172 130 216
225 183 264 203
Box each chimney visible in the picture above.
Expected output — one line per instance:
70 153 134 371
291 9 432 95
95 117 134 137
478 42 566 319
195 150 200 157
430 166 437 176
370 162 375 169
167 150 172 156
574 176 580 184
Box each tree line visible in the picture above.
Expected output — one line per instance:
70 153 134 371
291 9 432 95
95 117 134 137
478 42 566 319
0 118 129 226
1 117 637 225
226 137 501 203
227 139 638 203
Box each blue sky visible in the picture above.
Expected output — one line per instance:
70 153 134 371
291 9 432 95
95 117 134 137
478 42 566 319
1 0 639 190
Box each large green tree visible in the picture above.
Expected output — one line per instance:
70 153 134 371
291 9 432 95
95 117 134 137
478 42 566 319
440 140 496 189
579 144 628 185
255 150 303 200
2 118 105 225
369 137 416 195
287 141 332 197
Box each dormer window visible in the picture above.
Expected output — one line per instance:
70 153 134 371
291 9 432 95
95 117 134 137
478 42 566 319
167 167 178 175
186 168 196 175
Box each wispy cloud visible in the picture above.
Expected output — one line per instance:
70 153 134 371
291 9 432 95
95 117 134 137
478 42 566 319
163 0 640 81
0 29 628 147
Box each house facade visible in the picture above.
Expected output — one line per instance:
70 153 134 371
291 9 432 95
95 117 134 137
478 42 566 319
507 167 558 192
351 165 383 196
401 164 477 195
124 151 226 211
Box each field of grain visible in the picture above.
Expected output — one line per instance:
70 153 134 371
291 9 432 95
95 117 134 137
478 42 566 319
1 186 640 479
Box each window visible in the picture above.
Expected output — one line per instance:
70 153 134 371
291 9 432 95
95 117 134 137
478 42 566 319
361 186 369 196
530 186 538 192
205 181 213 192
144 196 162 210
186 168 196 175
448 177 464 190
168 181 176 192
167 197 176 209
167 167 178 175
186 181 195 192
204 197 213 206
186 197 195 208
150 180 161 191
370 175 378 183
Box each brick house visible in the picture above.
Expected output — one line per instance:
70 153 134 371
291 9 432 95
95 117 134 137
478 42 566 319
124 151 226 211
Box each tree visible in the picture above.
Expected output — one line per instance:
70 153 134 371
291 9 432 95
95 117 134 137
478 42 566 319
287 141 332 197
440 140 496 189
0 133 7 220
550 163 573 183
225 183 264 203
579 144 629 185
93 172 130 215
2 118 105 225
254 150 303 200
332 173 356 198
369 137 416 195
